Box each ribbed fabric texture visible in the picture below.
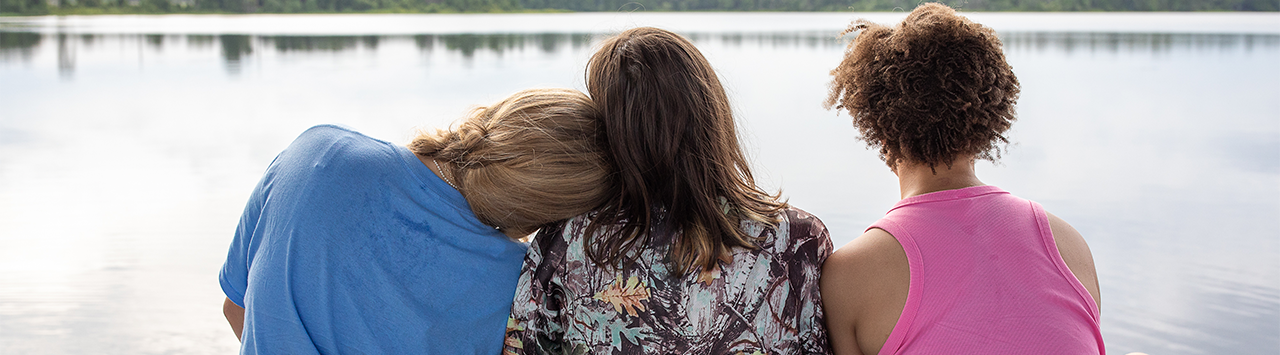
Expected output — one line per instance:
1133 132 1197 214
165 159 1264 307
870 185 1105 355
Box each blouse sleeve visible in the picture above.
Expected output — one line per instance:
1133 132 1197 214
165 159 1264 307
504 221 570 355
787 208 836 354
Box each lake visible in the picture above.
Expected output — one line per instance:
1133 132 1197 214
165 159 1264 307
1 12 1277 355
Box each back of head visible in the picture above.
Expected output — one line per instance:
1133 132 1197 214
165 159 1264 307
584 27 784 274
826 3 1020 170
408 88 611 236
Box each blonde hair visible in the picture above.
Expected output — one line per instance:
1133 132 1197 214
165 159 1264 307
408 88 611 236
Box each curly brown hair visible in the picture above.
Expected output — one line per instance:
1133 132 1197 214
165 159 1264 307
825 3 1021 170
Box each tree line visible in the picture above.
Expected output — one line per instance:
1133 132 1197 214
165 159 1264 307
2 0 1276 16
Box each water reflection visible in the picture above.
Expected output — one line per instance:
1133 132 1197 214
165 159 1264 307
219 35 252 75
56 33 73 77
263 35 379 53
1002 32 1280 54
0 32 40 61
186 34 216 49
78 34 99 48
3 31 1279 77
144 34 164 50
2 31 1279 77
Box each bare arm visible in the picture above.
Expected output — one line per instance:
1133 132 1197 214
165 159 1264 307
223 297 245 341
1047 212 1102 311
822 228 909 355
821 244 866 355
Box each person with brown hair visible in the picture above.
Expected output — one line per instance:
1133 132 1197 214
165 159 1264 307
218 88 609 354
504 27 833 354
820 4 1104 355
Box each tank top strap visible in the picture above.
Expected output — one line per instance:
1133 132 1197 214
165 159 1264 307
1029 201 1103 322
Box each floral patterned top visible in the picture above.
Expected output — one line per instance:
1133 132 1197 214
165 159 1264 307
505 207 834 355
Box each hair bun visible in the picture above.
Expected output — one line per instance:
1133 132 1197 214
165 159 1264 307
447 119 493 169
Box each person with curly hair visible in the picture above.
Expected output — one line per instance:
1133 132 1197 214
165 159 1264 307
820 4 1104 355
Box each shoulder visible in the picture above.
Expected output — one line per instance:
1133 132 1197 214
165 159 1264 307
528 214 589 266
823 228 901 286
782 206 829 239
821 227 907 313
1044 211 1102 308
821 228 907 320
557 213 597 244
1044 212 1088 263
756 206 833 262
292 124 366 146
282 125 398 168
290 124 390 152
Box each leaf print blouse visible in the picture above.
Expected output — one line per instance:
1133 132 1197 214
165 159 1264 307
505 207 834 355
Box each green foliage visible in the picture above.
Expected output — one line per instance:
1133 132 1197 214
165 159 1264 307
19 0 1278 15
933 0 1279 11
1 0 49 14
518 0 1279 11
142 0 172 11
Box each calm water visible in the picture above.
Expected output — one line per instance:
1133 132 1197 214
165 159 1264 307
1 12 1277 355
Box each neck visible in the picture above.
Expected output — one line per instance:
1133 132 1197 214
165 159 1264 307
893 156 985 200
416 154 459 190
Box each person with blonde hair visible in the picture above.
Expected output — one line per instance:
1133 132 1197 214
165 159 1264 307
218 88 610 354
820 4 1104 355
505 27 833 354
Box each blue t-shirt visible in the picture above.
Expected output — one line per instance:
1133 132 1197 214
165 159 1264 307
220 125 528 355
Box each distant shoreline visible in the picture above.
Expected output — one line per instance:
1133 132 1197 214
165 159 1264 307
2 0 1276 17
7 8 570 16
4 9 1278 17
4 12 1277 37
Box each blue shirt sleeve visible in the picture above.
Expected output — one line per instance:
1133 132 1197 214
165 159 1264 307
219 159 272 308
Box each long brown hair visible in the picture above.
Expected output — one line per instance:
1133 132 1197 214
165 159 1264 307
583 27 784 274
408 88 612 237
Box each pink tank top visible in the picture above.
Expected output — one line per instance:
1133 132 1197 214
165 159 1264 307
869 185 1104 355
